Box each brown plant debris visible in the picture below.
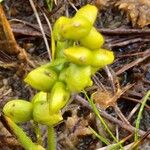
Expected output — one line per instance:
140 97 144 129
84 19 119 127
94 0 115 8
116 0 150 27
92 82 134 110
0 4 28 62
0 4 20 54
95 0 150 27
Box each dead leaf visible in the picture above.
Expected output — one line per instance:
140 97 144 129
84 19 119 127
116 0 150 27
92 84 134 109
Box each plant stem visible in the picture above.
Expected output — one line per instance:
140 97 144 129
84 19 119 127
47 126 56 150
134 90 150 142
83 90 123 150
33 121 42 145
4 116 45 150
89 126 110 145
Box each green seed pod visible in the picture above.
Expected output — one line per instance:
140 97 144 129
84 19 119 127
3 100 33 123
91 49 115 68
64 46 92 65
48 82 70 113
31 91 47 104
61 16 92 40
75 4 98 24
33 102 63 126
64 64 93 92
24 67 57 92
80 27 104 50
53 16 70 41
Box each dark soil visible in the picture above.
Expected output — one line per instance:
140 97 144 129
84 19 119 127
0 0 150 150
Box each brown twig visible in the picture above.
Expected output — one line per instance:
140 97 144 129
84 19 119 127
75 95 150 139
0 4 20 54
122 96 150 110
116 50 150 75
110 38 150 47
98 28 150 35
29 0 51 60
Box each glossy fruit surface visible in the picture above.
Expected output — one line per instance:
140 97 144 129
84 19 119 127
33 102 63 126
24 67 57 92
49 82 70 113
80 27 104 50
31 91 47 104
92 49 114 67
61 16 92 40
64 46 92 65
53 16 70 41
64 64 93 92
75 4 98 24
3 100 33 123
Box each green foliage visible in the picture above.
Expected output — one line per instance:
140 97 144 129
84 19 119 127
45 0 53 11
134 90 150 143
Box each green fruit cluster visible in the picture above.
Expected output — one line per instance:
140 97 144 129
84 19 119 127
3 4 114 127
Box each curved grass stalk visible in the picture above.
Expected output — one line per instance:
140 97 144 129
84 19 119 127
89 126 110 145
83 90 123 150
4 116 45 150
134 90 150 142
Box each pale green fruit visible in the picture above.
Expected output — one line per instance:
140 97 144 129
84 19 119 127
53 16 70 41
92 49 115 67
24 67 57 92
3 100 33 123
65 64 93 92
48 82 70 113
33 102 63 126
75 4 98 24
64 46 92 65
61 16 92 40
80 27 104 50
31 91 47 104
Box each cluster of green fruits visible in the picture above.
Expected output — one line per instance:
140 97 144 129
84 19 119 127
3 5 114 127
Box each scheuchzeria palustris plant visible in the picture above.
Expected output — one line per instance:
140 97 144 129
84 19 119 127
2 4 114 150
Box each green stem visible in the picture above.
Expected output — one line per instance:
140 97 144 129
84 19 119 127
83 90 123 150
134 90 150 142
47 126 56 150
4 116 45 150
33 121 42 145
89 126 110 145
